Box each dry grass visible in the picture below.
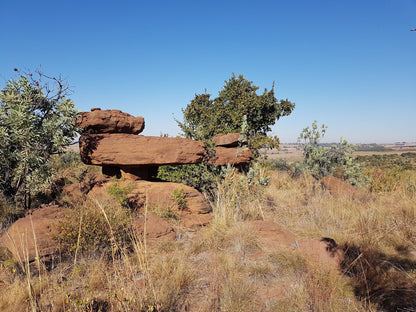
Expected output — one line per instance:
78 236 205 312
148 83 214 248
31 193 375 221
0 166 415 311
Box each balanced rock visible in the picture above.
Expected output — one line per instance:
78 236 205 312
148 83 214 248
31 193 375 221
213 133 247 147
0 204 67 262
80 134 206 166
211 146 253 166
77 109 145 134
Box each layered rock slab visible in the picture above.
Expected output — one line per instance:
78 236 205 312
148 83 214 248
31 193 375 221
77 109 145 134
80 134 207 166
213 133 247 147
212 146 253 166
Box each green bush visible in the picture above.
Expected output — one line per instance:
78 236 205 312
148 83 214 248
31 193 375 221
298 121 368 187
107 180 135 207
157 164 220 194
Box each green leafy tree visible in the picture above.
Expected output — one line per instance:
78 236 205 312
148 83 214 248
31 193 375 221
177 74 295 155
0 70 79 208
298 121 368 187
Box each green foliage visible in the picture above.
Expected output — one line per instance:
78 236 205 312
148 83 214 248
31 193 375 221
298 121 368 187
246 162 270 186
177 74 295 155
157 164 220 194
171 188 187 209
107 180 135 207
356 153 416 170
0 71 79 208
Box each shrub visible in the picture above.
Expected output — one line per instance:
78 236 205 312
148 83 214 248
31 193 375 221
171 188 187 210
157 163 220 194
107 179 135 207
298 121 368 187
56 198 133 257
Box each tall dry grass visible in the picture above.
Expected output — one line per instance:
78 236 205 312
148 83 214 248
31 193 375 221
0 167 414 311
264 169 416 311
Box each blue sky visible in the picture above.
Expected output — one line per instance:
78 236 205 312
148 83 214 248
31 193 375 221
1 0 415 143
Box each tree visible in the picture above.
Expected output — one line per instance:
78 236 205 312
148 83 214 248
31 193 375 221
177 74 295 155
0 70 79 208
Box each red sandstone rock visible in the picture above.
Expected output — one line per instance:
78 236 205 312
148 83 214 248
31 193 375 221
132 214 176 242
211 146 252 166
180 214 212 229
248 220 344 270
320 175 365 199
77 109 145 134
0 204 67 262
213 133 247 147
80 134 207 166
88 180 212 215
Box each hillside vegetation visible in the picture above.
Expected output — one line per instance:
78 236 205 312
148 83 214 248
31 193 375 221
0 151 415 312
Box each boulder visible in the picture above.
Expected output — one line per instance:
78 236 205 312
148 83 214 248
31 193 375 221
132 214 176 242
80 134 206 166
211 146 252 166
320 175 365 199
180 214 212 229
77 109 145 134
248 220 344 270
0 204 67 262
88 180 212 215
213 133 247 147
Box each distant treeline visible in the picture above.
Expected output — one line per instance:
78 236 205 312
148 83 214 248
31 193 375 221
354 144 393 152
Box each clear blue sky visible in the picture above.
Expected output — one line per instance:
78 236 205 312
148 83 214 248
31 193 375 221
1 0 415 143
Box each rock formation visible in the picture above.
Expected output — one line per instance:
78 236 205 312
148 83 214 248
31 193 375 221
80 134 206 166
0 109 254 262
78 109 252 179
0 204 68 262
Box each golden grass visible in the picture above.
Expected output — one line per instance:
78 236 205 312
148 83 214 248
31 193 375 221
0 168 415 311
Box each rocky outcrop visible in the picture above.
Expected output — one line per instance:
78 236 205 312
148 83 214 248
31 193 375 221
77 109 145 134
132 214 176 242
78 111 253 173
0 204 67 262
88 180 211 215
80 134 206 167
248 220 344 270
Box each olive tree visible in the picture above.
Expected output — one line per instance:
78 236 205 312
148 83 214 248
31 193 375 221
0 70 79 208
